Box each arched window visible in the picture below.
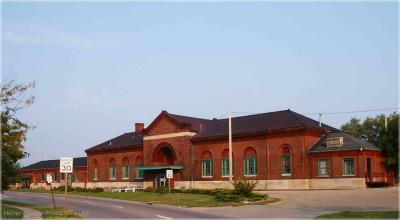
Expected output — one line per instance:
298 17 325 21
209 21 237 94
122 157 129 179
221 149 231 177
202 151 213 177
282 147 291 175
92 160 98 180
244 147 257 176
109 158 116 180
135 156 144 179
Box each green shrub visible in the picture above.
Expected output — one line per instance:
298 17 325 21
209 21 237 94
75 187 87 192
247 192 266 201
155 186 169 194
231 179 256 197
215 194 242 203
144 187 155 192
92 187 104 193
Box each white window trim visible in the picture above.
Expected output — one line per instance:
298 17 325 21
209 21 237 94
244 175 257 177
109 177 116 180
343 158 355 176
318 174 330 177
281 173 291 176
122 177 129 180
342 174 355 177
93 178 98 181
201 176 213 178
222 175 234 178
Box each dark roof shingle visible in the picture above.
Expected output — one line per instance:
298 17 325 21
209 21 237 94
85 132 142 153
308 131 381 153
22 157 87 170
192 110 338 140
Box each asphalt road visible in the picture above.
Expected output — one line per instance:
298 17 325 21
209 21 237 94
2 191 236 219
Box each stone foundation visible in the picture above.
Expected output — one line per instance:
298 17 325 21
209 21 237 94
172 178 365 190
85 182 144 190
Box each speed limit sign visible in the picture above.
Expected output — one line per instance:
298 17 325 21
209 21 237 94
60 157 73 173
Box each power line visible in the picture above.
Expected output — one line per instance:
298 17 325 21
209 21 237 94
304 107 398 115
226 107 398 118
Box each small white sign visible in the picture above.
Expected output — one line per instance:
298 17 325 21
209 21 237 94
60 157 73 173
166 169 173 179
46 173 52 183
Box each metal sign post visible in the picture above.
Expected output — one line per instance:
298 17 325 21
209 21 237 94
46 174 56 209
166 169 173 194
60 157 73 216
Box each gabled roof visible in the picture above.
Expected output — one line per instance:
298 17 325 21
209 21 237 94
308 131 381 153
192 110 338 140
22 157 87 171
85 132 142 153
144 110 211 134
166 112 211 132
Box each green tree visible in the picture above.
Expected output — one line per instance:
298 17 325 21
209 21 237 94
341 113 399 178
1 80 35 190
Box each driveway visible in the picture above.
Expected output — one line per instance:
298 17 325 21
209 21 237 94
198 187 399 218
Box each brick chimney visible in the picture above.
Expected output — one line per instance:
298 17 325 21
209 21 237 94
135 123 144 133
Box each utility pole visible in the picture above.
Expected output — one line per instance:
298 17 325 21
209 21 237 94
318 113 322 127
229 112 233 182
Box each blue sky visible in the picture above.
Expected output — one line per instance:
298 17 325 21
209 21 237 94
2 2 398 166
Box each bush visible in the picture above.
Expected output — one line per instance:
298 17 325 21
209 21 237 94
144 187 155 192
247 192 266 201
92 187 104 193
155 186 169 194
75 187 87 192
215 194 242 203
231 179 256 197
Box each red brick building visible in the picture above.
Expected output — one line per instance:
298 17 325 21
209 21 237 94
84 110 387 190
23 109 388 190
21 157 87 189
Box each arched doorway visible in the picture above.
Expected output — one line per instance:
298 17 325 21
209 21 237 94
151 143 177 188
152 143 176 165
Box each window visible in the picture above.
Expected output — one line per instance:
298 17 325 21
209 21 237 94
201 151 213 177
202 160 213 177
244 157 256 176
222 159 230 177
135 156 144 179
40 173 45 182
54 173 58 181
93 167 98 180
318 159 329 177
60 172 64 181
282 147 291 175
92 160 98 180
135 164 143 179
109 159 116 180
122 158 129 179
221 149 232 177
244 147 257 176
75 173 79 183
343 158 355 176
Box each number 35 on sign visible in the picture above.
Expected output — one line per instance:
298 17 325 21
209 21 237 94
60 157 73 173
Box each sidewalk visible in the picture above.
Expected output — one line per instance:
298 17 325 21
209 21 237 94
4 204 42 220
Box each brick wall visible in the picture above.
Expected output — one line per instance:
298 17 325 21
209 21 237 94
87 148 143 182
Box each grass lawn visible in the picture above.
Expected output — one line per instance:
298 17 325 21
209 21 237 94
2 205 23 219
316 211 400 219
2 200 82 219
9 189 278 207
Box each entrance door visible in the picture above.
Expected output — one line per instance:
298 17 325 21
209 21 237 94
156 174 167 188
367 158 372 174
